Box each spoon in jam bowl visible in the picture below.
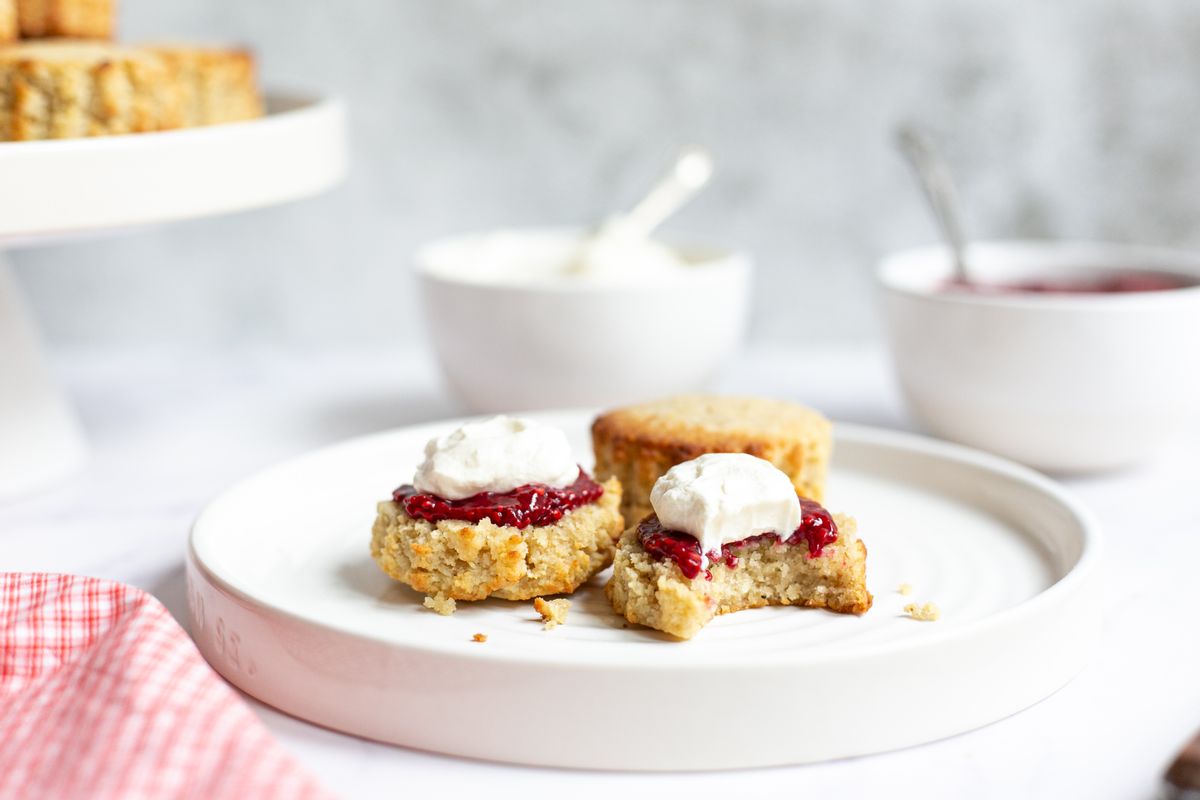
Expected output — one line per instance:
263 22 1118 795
895 124 972 285
565 145 714 274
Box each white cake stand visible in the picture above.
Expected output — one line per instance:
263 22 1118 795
0 94 348 499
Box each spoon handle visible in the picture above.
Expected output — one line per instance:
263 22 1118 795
616 145 714 240
896 125 971 283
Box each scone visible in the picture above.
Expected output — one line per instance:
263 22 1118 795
593 394 832 525
0 41 182 140
606 453 871 639
15 0 115 39
147 44 263 127
370 416 625 614
1 1 16 43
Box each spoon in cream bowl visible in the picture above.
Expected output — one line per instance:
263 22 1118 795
566 145 715 278
415 145 751 413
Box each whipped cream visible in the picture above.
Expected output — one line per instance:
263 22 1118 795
565 223 686 280
412 416 580 500
649 453 801 562
428 229 687 285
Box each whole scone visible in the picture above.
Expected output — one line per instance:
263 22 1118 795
0 41 182 140
16 0 115 39
146 43 263 127
593 395 832 525
1 1 16 43
372 477 624 614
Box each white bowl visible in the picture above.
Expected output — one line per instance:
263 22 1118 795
416 229 752 413
879 240 1200 472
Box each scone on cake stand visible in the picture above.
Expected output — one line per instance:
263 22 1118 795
0 91 347 499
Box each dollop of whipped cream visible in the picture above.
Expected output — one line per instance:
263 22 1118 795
565 223 685 280
412 416 581 500
440 229 686 284
649 453 801 562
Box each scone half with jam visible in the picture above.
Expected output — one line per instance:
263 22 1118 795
606 453 871 639
371 416 623 614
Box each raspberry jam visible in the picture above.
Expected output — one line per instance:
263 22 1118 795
638 497 839 580
943 271 1197 295
393 469 603 529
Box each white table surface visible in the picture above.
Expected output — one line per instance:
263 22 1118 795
3 344 1197 800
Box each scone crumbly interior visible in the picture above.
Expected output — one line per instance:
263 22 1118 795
606 513 871 639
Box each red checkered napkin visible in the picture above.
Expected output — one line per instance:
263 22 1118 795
0 573 335 800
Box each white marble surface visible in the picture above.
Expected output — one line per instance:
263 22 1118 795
12 0 1200 351
2 345 1198 800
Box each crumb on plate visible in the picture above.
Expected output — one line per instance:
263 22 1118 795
423 595 457 615
472 632 487 643
898 582 913 596
533 597 571 630
903 601 940 621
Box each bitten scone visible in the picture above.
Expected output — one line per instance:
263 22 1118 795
147 44 263 126
593 395 832 526
15 0 115 39
607 513 870 639
0 41 182 140
606 453 871 639
370 416 625 613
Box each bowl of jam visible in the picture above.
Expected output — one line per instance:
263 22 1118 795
878 240 1200 472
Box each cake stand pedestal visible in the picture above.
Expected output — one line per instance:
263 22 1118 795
0 95 348 500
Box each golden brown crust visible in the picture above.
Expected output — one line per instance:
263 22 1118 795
371 478 624 612
16 0 115 39
592 395 832 524
145 44 262 127
606 512 871 639
0 41 183 140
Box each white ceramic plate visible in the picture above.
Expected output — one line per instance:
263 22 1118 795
187 412 1102 770
0 94 347 244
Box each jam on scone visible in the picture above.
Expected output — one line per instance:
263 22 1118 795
606 453 871 639
592 395 832 527
371 416 624 614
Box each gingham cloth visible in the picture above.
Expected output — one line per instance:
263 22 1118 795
0 573 334 800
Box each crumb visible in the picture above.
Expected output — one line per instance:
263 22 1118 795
898 583 913 596
533 597 571 630
423 595 456 615
903 601 940 621
472 633 487 643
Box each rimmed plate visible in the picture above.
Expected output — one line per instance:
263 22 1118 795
187 412 1102 770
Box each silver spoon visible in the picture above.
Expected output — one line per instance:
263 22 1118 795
895 125 972 284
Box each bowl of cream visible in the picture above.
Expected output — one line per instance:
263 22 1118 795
416 227 752 412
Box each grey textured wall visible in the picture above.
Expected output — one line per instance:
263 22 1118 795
13 0 1200 349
